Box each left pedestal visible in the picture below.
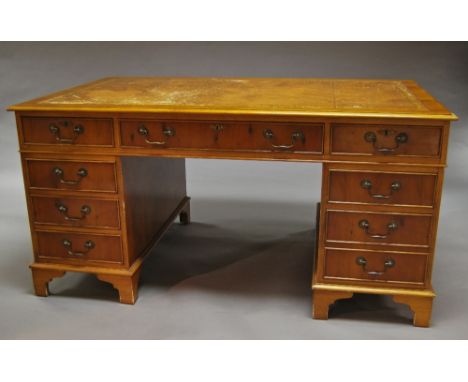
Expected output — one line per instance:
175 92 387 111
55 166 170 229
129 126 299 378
18 119 189 304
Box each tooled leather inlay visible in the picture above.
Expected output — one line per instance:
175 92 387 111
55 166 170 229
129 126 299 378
38 77 429 114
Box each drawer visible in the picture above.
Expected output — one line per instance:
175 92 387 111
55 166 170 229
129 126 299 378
26 159 117 193
21 117 114 146
31 195 120 229
323 249 427 285
331 124 442 157
120 120 323 153
326 210 432 247
328 170 437 207
36 231 123 264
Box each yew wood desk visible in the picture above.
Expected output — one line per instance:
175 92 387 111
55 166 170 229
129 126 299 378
8 77 457 327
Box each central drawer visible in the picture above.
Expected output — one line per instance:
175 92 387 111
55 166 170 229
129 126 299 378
326 210 432 247
120 120 323 153
36 231 123 264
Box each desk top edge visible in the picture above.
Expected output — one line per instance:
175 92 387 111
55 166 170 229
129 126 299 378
8 77 458 121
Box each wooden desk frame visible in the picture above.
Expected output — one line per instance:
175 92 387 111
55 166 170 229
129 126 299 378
9 77 457 327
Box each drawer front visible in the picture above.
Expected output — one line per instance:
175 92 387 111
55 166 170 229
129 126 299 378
31 196 120 229
21 117 114 146
26 159 117 193
120 120 323 153
331 124 442 157
328 170 437 207
36 231 123 264
121 120 248 150
326 210 432 247
323 249 427 285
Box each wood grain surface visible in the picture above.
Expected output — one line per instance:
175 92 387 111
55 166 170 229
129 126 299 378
8 77 457 120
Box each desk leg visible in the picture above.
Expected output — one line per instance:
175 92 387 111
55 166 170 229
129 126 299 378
179 198 191 225
31 267 66 297
393 294 434 327
97 270 141 304
312 289 354 319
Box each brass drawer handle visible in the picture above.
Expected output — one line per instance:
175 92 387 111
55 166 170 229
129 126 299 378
358 219 398 239
364 130 408 154
356 256 395 276
53 167 88 185
360 179 401 199
55 202 91 221
138 125 175 145
49 123 84 144
263 129 305 149
62 239 95 256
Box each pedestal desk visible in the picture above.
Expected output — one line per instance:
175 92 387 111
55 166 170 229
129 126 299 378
8 77 457 327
